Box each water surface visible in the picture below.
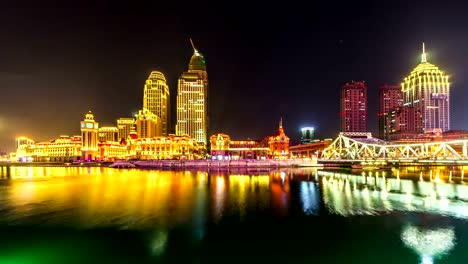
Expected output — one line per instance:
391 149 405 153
0 166 467 263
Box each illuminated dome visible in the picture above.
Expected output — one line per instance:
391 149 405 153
189 51 206 71
148 71 166 82
188 38 206 71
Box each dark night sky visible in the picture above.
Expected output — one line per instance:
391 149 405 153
1 1 468 152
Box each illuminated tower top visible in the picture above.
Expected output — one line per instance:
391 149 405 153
421 42 427 63
85 111 95 121
279 117 284 135
188 38 207 71
401 43 450 133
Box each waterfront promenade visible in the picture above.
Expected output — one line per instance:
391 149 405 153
112 158 322 169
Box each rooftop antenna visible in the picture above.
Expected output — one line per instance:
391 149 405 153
189 38 198 53
421 42 427 63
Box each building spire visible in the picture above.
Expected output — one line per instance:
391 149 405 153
421 42 427 63
278 117 284 135
189 38 198 53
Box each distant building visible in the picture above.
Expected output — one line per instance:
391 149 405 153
16 137 34 150
340 81 367 132
16 135 82 162
127 134 202 160
290 139 332 158
266 118 290 159
117 117 135 141
209 133 269 160
98 126 118 142
176 39 209 145
300 127 315 144
378 84 403 140
143 71 170 136
135 108 162 139
402 43 450 133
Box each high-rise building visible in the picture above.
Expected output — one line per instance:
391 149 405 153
378 84 403 140
402 43 450 133
80 111 99 160
300 127 315 144
98 127 118 142
135 108 162 138
143 71 170 136
340 81 367 132
117 117 135 141
176 39 209 145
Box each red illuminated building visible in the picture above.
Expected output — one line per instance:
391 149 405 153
378 84 403 140
340 81 367 133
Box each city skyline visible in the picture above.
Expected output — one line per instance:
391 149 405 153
2 3 468 152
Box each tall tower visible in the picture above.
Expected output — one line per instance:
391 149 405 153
401 43 450 133
340 81 367 133
80 111 99 161
176 39 209 145
378 84 403 140
143 71 170 135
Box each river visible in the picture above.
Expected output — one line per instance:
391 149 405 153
0 166 466 263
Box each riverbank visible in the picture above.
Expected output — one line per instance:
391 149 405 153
0 161 113 167
112 159 323 169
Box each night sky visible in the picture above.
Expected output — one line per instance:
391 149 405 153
1 1 468 152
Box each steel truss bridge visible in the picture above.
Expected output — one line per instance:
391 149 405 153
320 133 468 164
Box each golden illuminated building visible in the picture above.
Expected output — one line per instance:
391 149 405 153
16 136 35 150
117 117 135 141
16 135 82 162
402 43 450 133
81 111 99 160
98 126 118 142
210 133 269 160
97 141 128 160
143 71 171 136
135 108 162 139
127 134 202 160
266 118 290 159
210 133 230 156
176 39 209 145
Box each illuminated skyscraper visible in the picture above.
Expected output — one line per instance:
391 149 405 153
80 111 99 160
176 39 209 145
378 84 403 140
402 43 450 133
117 117 135 141
300 127 315 144
340 81 367 132
143 71 170 136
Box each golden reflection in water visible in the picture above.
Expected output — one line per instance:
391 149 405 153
4 167 277 228
209 172 270 220
6 167 207 229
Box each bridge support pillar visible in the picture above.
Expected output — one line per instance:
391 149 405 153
464 142 467 159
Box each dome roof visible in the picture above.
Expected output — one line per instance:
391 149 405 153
189 50 206 71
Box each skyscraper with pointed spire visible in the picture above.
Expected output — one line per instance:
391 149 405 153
176 39 209 145
401 43 450 133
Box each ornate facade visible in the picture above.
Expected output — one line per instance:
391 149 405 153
266 118 290 159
